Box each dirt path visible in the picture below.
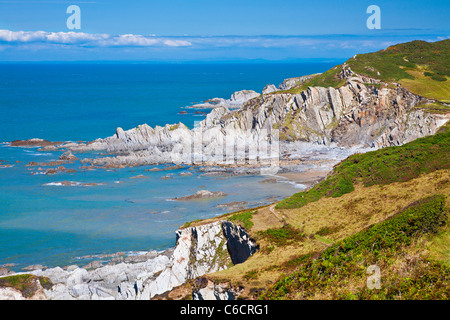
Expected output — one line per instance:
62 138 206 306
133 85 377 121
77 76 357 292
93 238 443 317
269 204 288 224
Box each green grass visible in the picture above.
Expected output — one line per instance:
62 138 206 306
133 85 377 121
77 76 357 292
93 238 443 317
182 219 202 228
228 210 256 230
414 102 450 115
257 225 305 247
276 124 450 209
275 39 450 102
315 225 343 237
347 40 450 82
277 65 345 94
262 195 449 300
0 274 53 298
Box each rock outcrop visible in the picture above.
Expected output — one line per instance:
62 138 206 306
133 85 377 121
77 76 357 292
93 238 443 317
0 221 256 300
192 278 243 300
171 190 228 201
187 89 260 110
60 67 448 169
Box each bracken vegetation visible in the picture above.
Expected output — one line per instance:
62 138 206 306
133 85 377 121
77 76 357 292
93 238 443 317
346 40 450 82
257 225 305 247
276 123 450 209
228 210 256 230
262 195 449 300
277 39 450 102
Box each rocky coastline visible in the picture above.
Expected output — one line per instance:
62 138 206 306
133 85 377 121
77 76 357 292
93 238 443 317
1 64 448 300
0 220 257 300
7 65 445 173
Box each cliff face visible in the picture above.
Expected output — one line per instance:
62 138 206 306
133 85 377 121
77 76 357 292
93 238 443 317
205 68 447 147
1 221 256 300
64 67 448 168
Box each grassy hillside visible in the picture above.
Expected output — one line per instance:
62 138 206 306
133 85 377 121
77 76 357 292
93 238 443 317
263 195 449 300
159 40 450 301
278 39 450 103
276 123 450 210
169 124 450 300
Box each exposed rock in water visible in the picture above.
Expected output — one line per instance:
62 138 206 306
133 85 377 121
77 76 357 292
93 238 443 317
215 201 248 210
82 261 104 270
145 164 185 172
258 178 278 184
22 264 47 271
59 151 78 162
9 138 59 148
0 267 11 276
43 181 106 187
61 67 448 169
130 175 149 179
171 190 227 201
36 166 76 175
27 160 67 167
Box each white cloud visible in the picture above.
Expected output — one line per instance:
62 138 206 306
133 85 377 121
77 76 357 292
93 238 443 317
103 34 160 47
0 30 47 42
0 29 192 48
0 29 446 58
163 39 192 47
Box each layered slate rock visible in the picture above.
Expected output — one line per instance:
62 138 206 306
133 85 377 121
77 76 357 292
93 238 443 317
3 220 257 300
61 68 448 169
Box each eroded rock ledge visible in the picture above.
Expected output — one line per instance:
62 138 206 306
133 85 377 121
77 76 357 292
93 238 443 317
47 67 448 169
0 221 256 300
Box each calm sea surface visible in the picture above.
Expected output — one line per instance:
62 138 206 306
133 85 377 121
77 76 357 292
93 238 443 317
0 62 340 270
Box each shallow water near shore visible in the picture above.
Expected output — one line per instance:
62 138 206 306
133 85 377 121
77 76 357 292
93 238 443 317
0 62 340 271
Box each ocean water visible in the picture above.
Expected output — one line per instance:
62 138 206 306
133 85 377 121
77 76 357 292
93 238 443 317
0 62 340 271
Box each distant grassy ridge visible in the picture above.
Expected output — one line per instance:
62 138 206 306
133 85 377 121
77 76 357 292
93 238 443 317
263 194 449 300
276 39 450 102
346 40 450 82
276 65 344 94
276 124 450 209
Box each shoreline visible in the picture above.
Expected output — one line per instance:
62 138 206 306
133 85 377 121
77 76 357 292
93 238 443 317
0 164 329 275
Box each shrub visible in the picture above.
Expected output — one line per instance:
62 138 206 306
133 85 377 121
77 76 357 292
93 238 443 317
262 195 448 300
431 74 447 82
228 210 255 230
276 124 450 209
257 225 305 246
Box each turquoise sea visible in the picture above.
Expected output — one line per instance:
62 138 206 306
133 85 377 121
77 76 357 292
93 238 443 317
0 62 340 271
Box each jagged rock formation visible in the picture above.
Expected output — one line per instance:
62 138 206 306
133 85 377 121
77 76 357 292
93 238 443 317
171 190 228 201
277 74 319 90
192 278 243 300
187 89 260 110
0 221 256 300
62 66 448 169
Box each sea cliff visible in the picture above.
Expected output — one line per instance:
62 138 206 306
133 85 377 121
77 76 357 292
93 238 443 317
0 221 256 300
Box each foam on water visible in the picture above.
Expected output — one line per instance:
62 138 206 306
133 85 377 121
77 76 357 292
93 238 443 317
0 62 342 271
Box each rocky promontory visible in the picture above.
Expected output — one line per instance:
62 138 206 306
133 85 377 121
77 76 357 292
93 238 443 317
0 221 257 300
45 65 447 171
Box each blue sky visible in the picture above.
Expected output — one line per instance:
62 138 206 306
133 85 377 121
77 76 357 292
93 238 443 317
0 0 448 61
